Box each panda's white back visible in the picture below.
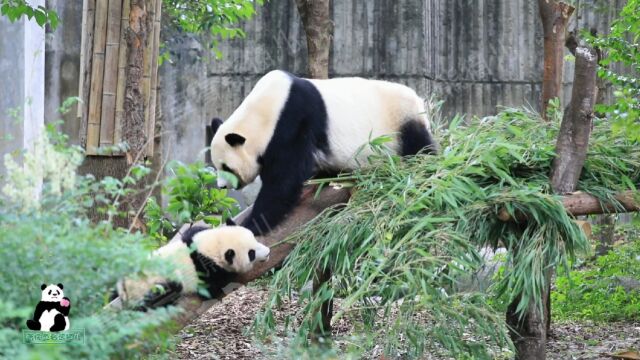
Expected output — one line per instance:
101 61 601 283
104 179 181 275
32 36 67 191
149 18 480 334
307 76 427 170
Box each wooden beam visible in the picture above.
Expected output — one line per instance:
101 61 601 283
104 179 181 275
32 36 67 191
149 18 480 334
110 186 351 329
497 190 640 222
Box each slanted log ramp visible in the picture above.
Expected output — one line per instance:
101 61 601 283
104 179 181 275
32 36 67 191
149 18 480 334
109 185 639 338
109 186 351 329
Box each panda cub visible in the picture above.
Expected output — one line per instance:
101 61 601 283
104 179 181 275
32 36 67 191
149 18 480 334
210 70 437 235
26 284 71 332
118 220 270 309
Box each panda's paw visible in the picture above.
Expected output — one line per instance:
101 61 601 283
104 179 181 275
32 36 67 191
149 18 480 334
60 298 70 307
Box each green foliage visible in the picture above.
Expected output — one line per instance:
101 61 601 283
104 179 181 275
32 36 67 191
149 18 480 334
253 105 640 358
0 0 58 29
144 161 239 243
586 0 640 140
0 126 178 359
163 0 264 58
553 237 640 322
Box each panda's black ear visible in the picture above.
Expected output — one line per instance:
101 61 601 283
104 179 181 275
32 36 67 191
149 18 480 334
57 283 63 290
225 133 246 147
225 218 236 226
41 284 47 290
224 249 235 265
210 117 224 136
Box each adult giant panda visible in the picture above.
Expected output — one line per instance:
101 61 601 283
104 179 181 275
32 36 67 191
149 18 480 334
117 220 269 309
210 70 436 235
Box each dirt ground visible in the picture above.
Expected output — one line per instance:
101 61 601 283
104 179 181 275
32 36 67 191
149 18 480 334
171 284 640 359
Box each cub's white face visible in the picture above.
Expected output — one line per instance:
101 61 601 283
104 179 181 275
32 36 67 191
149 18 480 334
195 226 270 274
210 131 259 189
41 284 64 302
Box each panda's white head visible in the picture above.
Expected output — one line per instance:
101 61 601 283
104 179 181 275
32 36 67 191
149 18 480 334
41 284 64 302
209 117 257 189
194 221 270 274
209 70 294 189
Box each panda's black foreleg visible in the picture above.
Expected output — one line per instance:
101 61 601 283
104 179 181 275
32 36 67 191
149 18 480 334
242 176 307 236
50 314 67 332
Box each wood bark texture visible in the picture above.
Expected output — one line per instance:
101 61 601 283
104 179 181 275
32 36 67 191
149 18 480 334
294 0 332 79
123 0 149 159
538 0 574 120
498 191 639 222
550 46 598 194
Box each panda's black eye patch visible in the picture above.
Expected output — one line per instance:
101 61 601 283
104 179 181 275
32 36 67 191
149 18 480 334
225 249 235 265
248 249 256 262
48 290 52 295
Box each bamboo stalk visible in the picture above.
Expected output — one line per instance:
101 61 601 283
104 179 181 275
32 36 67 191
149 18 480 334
86 0 110 154
146 0 162 156
141 0 154 156
77 0 96 150
114 0 131 146
99 0 124 148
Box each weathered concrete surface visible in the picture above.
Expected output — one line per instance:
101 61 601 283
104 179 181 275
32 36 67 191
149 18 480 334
159 0 627 168
0 6 46 176
44 0 83 144
0 16 26 166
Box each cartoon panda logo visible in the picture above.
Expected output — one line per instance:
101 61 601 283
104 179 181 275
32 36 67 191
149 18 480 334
26 284 71 332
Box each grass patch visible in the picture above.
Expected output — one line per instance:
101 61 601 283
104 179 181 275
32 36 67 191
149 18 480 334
553 236 640 322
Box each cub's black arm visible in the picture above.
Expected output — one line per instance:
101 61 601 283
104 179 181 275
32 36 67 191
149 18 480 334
57 297 71 316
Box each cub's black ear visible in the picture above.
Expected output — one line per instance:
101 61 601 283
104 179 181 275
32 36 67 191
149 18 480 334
41 284 47 290
210 117 224 136
225 218 236 226
225 133 246 147
224 249 235 265
57 283 64 290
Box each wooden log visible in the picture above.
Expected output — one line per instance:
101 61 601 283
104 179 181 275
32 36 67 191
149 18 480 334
99 0 124 148
110 186 351 330
497 190 640 222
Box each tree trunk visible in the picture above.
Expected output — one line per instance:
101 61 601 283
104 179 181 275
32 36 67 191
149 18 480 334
294 0 333 341
507 289 549 360
595 214 616 256
538 0 574 120
123 0 149 159
294 0 332 79
550 46 598 194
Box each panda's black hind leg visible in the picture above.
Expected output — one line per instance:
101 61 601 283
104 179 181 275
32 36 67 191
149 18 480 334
50 314 67 332
399 120 437 156
26 319 41 330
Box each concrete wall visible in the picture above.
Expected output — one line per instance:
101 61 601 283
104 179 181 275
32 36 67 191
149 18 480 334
159 0 627 167
0 3 46 176
44 0 83 144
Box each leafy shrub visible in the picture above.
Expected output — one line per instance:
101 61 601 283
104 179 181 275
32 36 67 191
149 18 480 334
552 238 640 322
144 161 239 243
0 126 177 359
587 0 640 140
